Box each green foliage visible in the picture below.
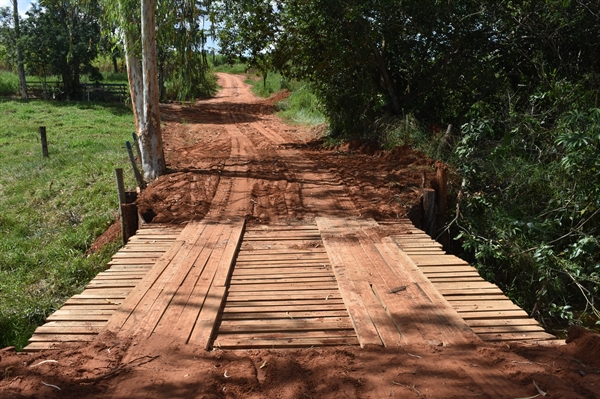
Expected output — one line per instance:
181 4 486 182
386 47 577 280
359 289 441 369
447 98 600 326
215 0 278 82
0 69 18 96
0 100 136 349
277 85 326 126
20 0 103 99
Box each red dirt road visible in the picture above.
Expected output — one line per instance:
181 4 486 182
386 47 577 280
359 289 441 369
2 74 600 398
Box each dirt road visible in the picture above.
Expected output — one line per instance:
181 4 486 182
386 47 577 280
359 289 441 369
1 74 600 399
136 73 428 226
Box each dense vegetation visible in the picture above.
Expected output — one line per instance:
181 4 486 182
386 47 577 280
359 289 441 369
218 0 600 329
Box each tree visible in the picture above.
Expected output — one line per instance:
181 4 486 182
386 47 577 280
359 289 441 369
215 0 280 89
21 0 103 99
12 0 27 100
105 0 165 181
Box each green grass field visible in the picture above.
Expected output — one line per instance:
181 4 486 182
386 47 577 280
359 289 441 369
0 100 137 349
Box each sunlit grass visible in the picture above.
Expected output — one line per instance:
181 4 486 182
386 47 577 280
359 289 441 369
0 100 136 349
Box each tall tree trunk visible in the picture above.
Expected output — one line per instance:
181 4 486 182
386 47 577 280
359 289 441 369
12 0 28 100
140 0 165 181
123 29 144 135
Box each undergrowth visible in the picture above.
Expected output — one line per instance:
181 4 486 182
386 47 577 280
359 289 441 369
0 100 136 349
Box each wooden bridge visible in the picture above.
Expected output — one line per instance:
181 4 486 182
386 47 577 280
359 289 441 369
24 218 555 352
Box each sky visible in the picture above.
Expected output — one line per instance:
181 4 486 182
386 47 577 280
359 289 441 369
1 0 219 50
0 0 33 16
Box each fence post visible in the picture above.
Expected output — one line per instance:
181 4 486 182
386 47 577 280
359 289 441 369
39 126 49 157
423 188 436 237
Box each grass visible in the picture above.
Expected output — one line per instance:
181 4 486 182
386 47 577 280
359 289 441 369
0 70 19 96
213 63 247 74
0 100 137 349
277 85 326 126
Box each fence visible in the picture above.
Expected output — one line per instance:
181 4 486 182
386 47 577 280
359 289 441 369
26 81 129 102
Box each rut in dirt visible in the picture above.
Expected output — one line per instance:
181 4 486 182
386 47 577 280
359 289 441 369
136 73 431 226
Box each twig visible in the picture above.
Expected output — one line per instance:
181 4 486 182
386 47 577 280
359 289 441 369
31 360 58 368
77 355 160 383
41 381 61 390
436 178 465 241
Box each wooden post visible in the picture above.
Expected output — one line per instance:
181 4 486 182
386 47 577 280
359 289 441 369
423 188 436 237
115 168 128 245
39 126 49 157
435 161 449 247
126 141 146 188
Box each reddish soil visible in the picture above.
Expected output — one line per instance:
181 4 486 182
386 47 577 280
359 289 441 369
2 73 599 398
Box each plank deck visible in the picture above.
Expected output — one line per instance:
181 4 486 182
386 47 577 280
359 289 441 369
25 217 553 352
23 224 184 351
387 223 556 342
212 224 360 349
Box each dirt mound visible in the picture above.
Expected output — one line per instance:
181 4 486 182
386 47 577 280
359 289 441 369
566 325 600 369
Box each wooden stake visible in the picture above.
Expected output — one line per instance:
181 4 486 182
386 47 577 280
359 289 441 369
115 168 127 245
423 188 436 237
126 141 146 189
39 126 49 157
435 161 449 247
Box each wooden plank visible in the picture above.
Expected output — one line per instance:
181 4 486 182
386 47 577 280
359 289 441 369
187 286 227 349
243 236 322 241
61 304 120 310
42 321 106 327
34 325 102 334
28 334 95 342
409 257 470 266
228 283 338 291
46 314 111 321
235 259 331 266
437 287 504 295
380 236 480 344
223 303 347 313
218 319 353 334
236 255 329 262
23 342 62 351
150 223 227 337
213 218 245 288
221 310 350 320
107 259 159 265
214 337 358 349
112 252 166 258
51 309 114 315
131 223 223 337
466 318 543 327
317 218 386 348
428 277 486 283
102 221 201 334
232 267 332 276
227 293 342 301
478 331 556 341
169 220 245 345
459 310 531 319
470 325 547 334
224 299 345 307
229 277 336 285
445 294 508 302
